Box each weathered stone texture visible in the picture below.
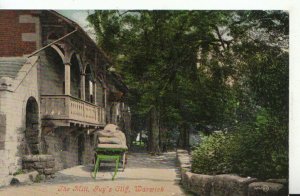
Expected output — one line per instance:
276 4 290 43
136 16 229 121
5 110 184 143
266 179 288 186
0 175 13 188
211 174 257 196
177 149 191 173
46 161 55 168
182 171 193 190
0 114 6 150
176 150 288 196
10 171 38 185
19 14 36 23
44 168 54 175
22 154 55 178
82 134 95 165
22 33 37 42
0 57 39 176
190 173 214 196
248 182 287 196
0 10 123 182
0 113 6 125
43 127 95 171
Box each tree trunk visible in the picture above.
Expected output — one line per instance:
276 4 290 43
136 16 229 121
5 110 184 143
177 123 190 150
159 127 168 152
149 107 160 155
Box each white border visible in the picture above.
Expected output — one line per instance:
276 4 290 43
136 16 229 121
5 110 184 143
289 4 300 194
0 0 293 10
0 0 299 193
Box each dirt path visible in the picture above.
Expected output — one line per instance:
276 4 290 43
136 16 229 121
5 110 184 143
0 152 190 196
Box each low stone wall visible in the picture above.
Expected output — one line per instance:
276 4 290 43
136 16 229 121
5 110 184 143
176 149 288 196
0 171 39 188
22 154 55 179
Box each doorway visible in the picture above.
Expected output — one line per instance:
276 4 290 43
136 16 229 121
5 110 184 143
25 97 39 155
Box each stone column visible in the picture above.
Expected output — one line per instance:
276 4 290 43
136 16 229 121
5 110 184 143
80 73 86 101
93 82 97 105
64 63 71 95
104 88 107 108
103 87 107 123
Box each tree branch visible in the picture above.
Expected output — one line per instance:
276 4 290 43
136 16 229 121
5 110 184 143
214 26 227 51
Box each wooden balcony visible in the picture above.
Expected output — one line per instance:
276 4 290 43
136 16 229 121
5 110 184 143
41 95 106 128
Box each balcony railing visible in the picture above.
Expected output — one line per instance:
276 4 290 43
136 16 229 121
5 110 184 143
41 95 105 127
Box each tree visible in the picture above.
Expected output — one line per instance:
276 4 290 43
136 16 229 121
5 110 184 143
87 11 288 158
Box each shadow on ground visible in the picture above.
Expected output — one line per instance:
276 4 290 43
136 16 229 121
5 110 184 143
126 152 177 169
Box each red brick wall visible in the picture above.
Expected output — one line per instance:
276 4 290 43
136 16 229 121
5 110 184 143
0 10 37 57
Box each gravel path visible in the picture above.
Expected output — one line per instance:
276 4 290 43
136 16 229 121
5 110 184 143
0 152 190 196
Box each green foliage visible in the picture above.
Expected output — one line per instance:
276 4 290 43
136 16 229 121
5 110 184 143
88 10 288 176
33 174 43 183
192 132 233 174
13 169 25 176
132 141 145 147
192 109 288 179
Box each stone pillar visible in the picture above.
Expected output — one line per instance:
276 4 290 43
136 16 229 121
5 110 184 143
93 82 97 105
81 73 86 101
64 63 71 95
116 102 119 116
104 88 107 108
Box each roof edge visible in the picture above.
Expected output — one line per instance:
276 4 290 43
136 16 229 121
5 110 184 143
48 10 113 65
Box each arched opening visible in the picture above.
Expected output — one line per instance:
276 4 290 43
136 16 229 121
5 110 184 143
70 54 81 98
25 97 39 155
85 65 94 103
42 47 64 95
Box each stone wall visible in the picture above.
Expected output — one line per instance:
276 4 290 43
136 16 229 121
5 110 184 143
43 127 95 171
82 133 95 165
22 154 55 179
0 57 39 176
177 149 288 196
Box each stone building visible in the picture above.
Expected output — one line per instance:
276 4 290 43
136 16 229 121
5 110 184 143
0 10 131 177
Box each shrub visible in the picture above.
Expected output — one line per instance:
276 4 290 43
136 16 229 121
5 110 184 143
13 169 25 176
191 131 235 175
33 174 44 183
191 109 288 180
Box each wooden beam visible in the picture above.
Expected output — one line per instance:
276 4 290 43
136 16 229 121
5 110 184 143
28 29 78 57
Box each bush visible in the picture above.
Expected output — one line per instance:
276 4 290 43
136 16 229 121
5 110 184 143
192 132 234 175
33 174 44 183
191 109 288 180
13 169 25 176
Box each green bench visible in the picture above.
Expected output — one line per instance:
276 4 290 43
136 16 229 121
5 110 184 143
93 147 127 180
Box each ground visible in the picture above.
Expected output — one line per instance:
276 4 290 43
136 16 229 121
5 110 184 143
0 152 191 196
